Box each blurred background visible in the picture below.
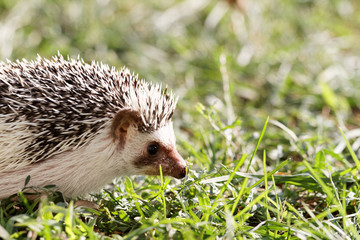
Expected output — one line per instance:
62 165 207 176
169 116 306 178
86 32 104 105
1 0 360 169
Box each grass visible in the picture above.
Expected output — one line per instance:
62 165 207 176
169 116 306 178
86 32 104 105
1 0 360 239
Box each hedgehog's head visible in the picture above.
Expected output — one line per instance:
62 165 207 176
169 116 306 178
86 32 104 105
110 108 187 179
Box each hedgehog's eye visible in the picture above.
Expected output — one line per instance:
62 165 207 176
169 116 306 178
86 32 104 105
147 143 159 156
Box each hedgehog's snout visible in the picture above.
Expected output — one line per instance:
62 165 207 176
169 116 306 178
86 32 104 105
172 162 187 179
168 149 187 179
175 165 187 179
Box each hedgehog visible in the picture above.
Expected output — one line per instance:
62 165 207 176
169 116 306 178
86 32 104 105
0 54 186 199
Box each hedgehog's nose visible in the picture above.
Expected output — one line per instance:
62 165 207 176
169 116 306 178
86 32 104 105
168 149 187 179
176 166 187 179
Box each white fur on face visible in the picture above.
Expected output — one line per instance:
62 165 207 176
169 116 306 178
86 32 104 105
118 122 177 174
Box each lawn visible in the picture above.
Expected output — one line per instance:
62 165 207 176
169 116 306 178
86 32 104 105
1 0 360 239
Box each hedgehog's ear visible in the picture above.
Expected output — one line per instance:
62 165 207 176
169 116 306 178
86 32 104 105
111 109 142 148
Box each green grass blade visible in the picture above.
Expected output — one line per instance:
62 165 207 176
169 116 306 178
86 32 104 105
247 160 289 193
159 165 167 218
246 116 269 172
339 128 360 173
